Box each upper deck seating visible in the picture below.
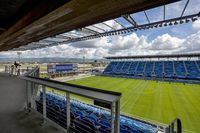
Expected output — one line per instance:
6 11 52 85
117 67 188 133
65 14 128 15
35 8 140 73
103 60 200 80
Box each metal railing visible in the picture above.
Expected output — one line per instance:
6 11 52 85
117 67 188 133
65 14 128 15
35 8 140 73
3 66 183 133
4 65 33 76
20 67 121 133
165 118 182 133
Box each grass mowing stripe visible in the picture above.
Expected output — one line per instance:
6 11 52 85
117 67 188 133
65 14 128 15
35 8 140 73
67 76 200 133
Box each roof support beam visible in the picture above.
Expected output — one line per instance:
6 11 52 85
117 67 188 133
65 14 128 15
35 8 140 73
102 22 116 30
164 5 166 20
122 14 137 26
144 11 150 24
55 35 71 40
15 12 200 51
61 33 79 38
181 0 190 17
83 27 100 34
92 25 106 32
113 19 126 28
40 40 60 43
68 32 84 37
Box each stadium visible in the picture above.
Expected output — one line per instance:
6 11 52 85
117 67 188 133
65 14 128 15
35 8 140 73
0 0 200 133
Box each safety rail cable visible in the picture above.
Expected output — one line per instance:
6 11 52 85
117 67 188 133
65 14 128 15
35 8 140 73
20 67 121 133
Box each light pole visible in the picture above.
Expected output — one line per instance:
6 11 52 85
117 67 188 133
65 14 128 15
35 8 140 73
17 52 22 63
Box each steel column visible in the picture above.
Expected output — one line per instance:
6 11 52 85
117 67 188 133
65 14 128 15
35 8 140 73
111 102 115 133
26 81 32 111
66 92 70 131
115 100 120 133
42 85 47 123
170 123 174 133
31 82 37 110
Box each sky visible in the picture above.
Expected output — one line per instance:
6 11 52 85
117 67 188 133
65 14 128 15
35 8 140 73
0 0 200 59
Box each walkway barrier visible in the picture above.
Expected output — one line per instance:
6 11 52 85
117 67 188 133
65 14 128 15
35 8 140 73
165 118 182 133
4 65 34 76
3 66 182 133
20 67 121 133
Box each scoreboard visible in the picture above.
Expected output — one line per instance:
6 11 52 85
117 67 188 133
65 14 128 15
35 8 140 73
47 64 77 73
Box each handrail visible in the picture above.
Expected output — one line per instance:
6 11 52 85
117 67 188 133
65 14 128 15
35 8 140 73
165 118 182 133
22 66 40 76
21 67 121 133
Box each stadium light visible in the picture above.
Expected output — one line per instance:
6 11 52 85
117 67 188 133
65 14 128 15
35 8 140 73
185 18 190 23
150 25 154 29
169 22 173 26
174 21 178 25
191 17 198 22
159 24 162 27
180 20 184 24
164 23 167 26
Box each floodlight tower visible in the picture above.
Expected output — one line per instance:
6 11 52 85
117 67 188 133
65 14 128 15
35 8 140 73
82 48 86 73
17 52 22 63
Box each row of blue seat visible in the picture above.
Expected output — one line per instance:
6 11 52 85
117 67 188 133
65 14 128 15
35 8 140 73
36 92 157 133
103 61 200 80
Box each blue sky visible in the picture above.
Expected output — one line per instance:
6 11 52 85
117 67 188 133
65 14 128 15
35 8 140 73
0 0 200 59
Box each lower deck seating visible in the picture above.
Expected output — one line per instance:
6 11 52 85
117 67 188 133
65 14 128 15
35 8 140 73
103 60 200 80
36 92 157 133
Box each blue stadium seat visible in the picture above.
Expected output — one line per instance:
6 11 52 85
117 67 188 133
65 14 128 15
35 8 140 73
36 92 158 133
103 60 200 81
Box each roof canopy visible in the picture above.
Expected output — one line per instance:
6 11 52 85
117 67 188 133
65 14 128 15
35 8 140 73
105 53 200 60
2 0 199 51
0 0 180 51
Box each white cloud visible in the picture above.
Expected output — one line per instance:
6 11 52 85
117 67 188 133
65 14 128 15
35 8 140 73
180 31 200 52
1 29 200 59
192 19 200 30
149 34 184 50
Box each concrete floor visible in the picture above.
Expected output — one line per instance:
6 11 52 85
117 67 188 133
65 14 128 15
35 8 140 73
0 111 64 133
0 73 64 133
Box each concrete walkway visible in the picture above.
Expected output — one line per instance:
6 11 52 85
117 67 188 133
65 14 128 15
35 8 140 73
0 73 64 133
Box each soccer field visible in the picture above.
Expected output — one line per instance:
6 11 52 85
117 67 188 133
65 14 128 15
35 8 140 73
67 76 200 133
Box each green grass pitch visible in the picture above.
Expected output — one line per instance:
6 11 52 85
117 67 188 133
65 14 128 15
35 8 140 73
67 76 200 133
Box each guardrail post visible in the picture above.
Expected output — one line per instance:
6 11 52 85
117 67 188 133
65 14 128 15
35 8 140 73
165 118 182 133
8 66 10 73
177 119 182 133
111 102 115 133
11 66 14 75
26 81 31 112
14 67 17 75
5 66 8 73
42 85 47 124
31 82 36 110
17 69 20 76
115 100 120 133
66 92 70 131
170 123 174 133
